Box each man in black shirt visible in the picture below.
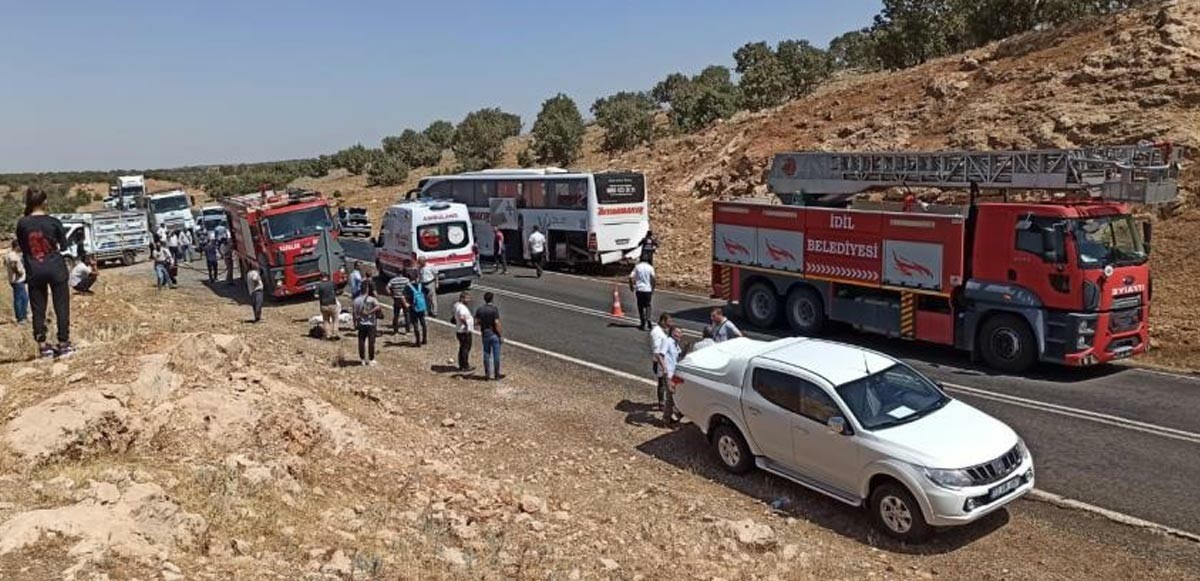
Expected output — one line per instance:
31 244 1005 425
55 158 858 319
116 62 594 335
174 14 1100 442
475 292 502 380
15 189 72 358
314 273 340 340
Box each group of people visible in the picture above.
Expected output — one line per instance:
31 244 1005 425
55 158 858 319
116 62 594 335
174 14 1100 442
650 308 741 425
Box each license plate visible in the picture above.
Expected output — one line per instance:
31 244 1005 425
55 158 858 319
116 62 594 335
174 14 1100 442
1110 348 1134 360
989 476 1022 501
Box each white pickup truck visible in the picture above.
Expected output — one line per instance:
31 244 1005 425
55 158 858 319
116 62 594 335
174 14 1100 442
55 211 151 267
674 337 1034 542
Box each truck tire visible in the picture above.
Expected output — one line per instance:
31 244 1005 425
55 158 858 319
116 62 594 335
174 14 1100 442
785 286 826 336
979 313 1037 373
710 423 754 475
121 250 136 266
870 481 932 543
375 258 388 280
742 282 780 329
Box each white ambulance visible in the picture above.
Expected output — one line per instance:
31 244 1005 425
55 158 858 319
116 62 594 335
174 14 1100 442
375 200 478 287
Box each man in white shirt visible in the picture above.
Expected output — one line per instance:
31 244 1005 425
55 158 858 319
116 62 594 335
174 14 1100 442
69 258 98 294
418 257 439 317
167 232 180 261
710 308 743 342
628 257 656 330
649 313 672 410
246 268 264 323
656 326 683 425
527 226 547 278
452 291 474 372
156 224 168 245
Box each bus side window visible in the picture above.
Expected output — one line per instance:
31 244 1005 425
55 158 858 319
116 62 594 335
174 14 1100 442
426 181 453 200
477 180 496 203
497 180 519 198
452 181 476 207
523 180 546 208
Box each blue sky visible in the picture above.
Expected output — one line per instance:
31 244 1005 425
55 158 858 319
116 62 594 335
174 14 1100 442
0 0 881 172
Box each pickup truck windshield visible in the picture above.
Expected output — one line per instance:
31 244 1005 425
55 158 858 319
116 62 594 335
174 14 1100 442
265 207 333 241
835 364 949 430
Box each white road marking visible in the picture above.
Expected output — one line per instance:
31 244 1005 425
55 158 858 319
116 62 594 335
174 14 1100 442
474 283 1200 445
373 292 1200 542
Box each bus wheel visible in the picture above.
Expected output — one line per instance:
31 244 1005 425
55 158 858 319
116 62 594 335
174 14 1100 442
979 313 1037 373
121 250 136 266
742 282 780 329
785 286 826 336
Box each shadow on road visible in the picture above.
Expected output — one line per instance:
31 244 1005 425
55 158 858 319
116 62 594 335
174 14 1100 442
630 421 1010 554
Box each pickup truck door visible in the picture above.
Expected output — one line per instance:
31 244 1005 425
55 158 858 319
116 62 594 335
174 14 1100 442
743 366 805 468
791 381 861 497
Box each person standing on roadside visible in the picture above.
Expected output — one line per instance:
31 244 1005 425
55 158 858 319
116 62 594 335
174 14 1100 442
203 237 220 282
152 242 171 289
527 226 547 278
418 257 438 318
15 188 73 358
180 229 193 263
167 231 180 261
348 261 364 299
650 313 673 410
710 307 743 342
314 272 340 340
353 284 382 366
386 273 410 335
223 240 235 283
155 224 168 245
475 291 502 380
639 230 659 264
658 326 684 425
452 291 474 372
404 277 428 346
492 228 507 274
5 239 28 324
628 255 656 331
246 267 264 323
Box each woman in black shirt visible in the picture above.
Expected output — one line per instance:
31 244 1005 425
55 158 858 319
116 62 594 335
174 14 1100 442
14 189 72 358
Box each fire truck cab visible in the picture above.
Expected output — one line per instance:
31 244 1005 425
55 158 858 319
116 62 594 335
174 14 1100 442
221 189 346 298
713 146 1180 372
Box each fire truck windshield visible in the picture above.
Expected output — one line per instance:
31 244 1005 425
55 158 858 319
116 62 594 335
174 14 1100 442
265 207 333 241
1071 215 1146 268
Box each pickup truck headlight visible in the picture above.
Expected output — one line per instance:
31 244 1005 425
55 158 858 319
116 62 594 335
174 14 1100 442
1015 438 1031 462
923 467 974 489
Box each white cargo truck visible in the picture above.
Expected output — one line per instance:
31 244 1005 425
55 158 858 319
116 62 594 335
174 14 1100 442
146 189 196 236
55 211 151 267
105 175 146 211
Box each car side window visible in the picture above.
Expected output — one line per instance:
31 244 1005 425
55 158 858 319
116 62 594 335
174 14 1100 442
750 369 804 415
800 384 841 424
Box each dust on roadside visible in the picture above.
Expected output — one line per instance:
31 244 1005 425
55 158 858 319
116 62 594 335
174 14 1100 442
0 264 1195 580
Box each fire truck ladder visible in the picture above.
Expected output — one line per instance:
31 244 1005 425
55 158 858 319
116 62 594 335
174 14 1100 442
768 145 1181 206
221 188 322 213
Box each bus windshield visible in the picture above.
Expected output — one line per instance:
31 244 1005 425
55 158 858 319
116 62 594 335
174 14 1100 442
265 207 333 241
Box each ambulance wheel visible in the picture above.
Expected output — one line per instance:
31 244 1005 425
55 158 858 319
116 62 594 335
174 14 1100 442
979 313 1037 373
742 282 780 329
785 286 826 336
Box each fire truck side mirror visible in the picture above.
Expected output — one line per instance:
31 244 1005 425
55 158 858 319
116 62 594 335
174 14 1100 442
1042 226 1066 264
1142 221 1153 255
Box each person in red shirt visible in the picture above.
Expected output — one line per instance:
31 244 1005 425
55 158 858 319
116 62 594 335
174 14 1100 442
492 228 507 274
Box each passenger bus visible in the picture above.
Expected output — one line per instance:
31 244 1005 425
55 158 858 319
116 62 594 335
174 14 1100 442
415 168 649 265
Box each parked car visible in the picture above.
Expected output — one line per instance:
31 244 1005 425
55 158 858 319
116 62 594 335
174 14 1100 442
338 207 372 237
674 337 1034 542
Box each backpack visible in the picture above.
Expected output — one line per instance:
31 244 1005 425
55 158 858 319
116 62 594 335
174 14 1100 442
407 283 426 313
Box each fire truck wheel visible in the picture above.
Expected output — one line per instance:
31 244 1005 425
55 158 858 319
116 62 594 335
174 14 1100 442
785 286 826 335
742 282 780 329
979 313 1037 373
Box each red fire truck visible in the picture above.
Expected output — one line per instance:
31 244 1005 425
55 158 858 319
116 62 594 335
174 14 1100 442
221 189 346 298
712 146 1180 372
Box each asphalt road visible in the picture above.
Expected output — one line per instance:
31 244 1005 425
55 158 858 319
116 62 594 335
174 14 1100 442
343 239 1200 535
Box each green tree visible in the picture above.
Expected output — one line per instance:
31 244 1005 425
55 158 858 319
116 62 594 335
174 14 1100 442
829 29 880 70
591 91 657 153
453 108 523 171
666 66 740 131
776 40 835 97
366 154 410 187
738 56 790 110
422 120 456 150
956 0 1145 46
382 129 441 168
733 41 774 73
871 0 963 69
531 93 585 166
332 144 373 175
651 72 690 104
516 146 536 168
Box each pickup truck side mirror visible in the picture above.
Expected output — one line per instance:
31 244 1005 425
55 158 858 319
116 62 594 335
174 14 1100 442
826 416 848 435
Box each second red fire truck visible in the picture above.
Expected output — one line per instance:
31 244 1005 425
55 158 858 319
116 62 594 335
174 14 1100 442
221 188 347 298
712 145 1180 372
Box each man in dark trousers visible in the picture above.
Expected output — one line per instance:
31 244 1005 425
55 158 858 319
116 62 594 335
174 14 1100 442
475 292 502 380
203 238 220 282
452 291 474 371
492 228 507 274
628 255 656 330
15 188 72 358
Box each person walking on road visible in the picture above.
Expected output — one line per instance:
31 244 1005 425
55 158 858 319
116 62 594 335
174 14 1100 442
710 308 743 342
180 229 194 263
167 231 180 261
69 257 98 294
658 326 684 425
386 273 410 335
152 242 172 289
155 224 168 246
418 257 438 318
475 291 502 380
452 291 474 372
5 239 28 324
492 229 507 274
629 256 656 331
348 261 364 299
246 267 264 323
15 188 73 358
404 278 428 346
203 238 220 282
527 226 547 278
315 273 340 340
639 230 659 264
353 284 382 366
650 313 673 410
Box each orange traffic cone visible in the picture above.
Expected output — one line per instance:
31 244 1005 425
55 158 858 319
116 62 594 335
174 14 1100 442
610 284 625 318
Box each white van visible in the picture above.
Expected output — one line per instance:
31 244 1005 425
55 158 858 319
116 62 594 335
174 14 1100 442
375 200 477 287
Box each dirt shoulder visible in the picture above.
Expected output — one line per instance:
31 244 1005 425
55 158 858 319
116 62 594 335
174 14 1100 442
0 264 1195 580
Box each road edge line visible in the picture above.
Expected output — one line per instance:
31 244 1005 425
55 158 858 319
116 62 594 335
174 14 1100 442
1026 490 1200 543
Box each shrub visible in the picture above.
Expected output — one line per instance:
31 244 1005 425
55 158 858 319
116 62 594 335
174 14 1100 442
366 155 410 187
382 129 441 168
332 144 373 175
530 93 585 166
422 120 456 150
591 91 657 153
453 108 523 171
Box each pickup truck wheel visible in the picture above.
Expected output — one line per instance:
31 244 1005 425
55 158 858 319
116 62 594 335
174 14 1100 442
742 282 780 329
870 482 932 543
121 250 136 266
711 424 754 474
785 286 826 335
979 314 1037 373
